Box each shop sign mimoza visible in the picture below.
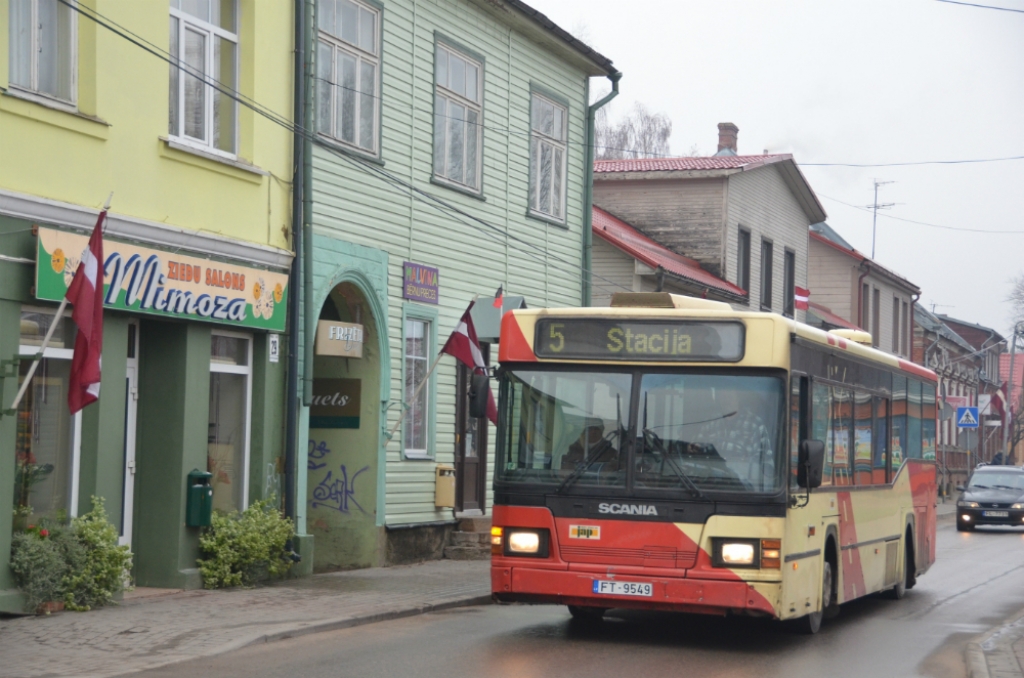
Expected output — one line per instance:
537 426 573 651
36 227 289 331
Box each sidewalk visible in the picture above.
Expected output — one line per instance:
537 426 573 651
966 611 1024 678
0 559 491 678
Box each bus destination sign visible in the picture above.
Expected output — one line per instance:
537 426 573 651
534 319 745 362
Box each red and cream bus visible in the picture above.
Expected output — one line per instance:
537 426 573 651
489 293 937 633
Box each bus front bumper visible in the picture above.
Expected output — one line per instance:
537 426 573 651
491 565 779 618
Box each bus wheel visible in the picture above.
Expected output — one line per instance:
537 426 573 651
792 560 831 634
884 542 909 600
568 605 606 622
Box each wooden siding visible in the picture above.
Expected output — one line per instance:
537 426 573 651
724 165 810 323
593 178 726 276
591 237 638 306
309 0 592 526
808 238 856 320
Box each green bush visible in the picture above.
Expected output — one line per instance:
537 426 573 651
8 498 132 613
62 498 133 611
197 498 294 589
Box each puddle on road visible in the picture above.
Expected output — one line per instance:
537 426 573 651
918 631 973 678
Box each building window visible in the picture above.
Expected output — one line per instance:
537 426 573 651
892 296 901 353
433 42 483 192
403 317 432 458
760 238 773 311
9 0 76 104
16 307 80 522
529 93 567 221
783 249 796 317
169 0 238 155
872 288 881 347
737 228 751 296
861 283 871 329
902 300 909 356
316 0 380 153
208 332 252 513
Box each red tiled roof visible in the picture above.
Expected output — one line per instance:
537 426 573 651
592 207 746 299
1001 354 1024 411
594 154 792 173
807 302 862 331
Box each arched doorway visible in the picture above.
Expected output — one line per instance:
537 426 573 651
307 282 381 570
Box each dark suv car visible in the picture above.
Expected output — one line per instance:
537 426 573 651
957 465 1024 531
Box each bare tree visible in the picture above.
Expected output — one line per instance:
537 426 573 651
596 103 672 160
1010 273 1024 325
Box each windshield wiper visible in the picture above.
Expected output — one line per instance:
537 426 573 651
992 484 1017 490
971 484 990 489
642 427 704 499
557 428 621 494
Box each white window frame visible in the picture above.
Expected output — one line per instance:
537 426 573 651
209 330 253 510
8 0 78 108
18 306 82 518
168 1 239 158
402 315 433 460
316 0 381 154
433 42 484 193
529 92 568 222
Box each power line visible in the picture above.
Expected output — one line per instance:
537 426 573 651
57 0 638 297
803 155 1024 167
819 194 1024 234
935 0 1024 13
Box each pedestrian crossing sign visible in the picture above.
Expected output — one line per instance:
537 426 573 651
956 407 979 429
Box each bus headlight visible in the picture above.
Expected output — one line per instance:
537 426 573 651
712 538 758 567
503 529 549 558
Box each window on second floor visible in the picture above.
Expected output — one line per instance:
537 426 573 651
892 295 901 353
872 288 881 347
783 249 796 317
902 300 909 356
169 0 238 155
861 283 871 329
433 42 483 192
737 228 751 297
760 238 773 311
316 0 380 154
529 93 568 222
9 0 76 104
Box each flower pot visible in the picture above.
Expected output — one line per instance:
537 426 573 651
37 600 64 615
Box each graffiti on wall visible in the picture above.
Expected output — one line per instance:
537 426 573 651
307 438 369 514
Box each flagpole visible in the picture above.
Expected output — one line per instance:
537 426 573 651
6 194 112 415
385 294 480 442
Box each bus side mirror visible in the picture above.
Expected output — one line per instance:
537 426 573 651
798 440 825 489
469 373 490 419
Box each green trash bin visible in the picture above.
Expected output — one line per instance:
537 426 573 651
186 469 214 527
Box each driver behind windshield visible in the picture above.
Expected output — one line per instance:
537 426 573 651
561 419 620 471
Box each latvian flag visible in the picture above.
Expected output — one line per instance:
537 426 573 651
441 301 498 424
66 209 107 414
795 286 810 311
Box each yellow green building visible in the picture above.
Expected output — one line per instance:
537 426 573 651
0 0 295 610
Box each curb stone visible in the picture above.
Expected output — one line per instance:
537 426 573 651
107 593 493 677
965 612 1024 678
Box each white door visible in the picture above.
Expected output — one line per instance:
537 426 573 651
120 321 139 547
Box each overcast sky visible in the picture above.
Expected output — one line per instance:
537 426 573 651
535 0 1024 338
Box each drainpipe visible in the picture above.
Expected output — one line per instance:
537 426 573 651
302 0 316 406
582 71 621 307
283 0 306 521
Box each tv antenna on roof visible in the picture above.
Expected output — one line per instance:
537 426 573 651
865 179 895 259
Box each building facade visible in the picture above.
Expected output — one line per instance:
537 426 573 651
592 124 826 321
807 222 919 359
292 0 618 570
1 0 294 608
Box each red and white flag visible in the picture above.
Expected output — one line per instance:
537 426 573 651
441 301 498 424
66 210 107 414
993 382 1008 424
794 286 810 311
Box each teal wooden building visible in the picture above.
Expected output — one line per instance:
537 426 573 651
292 0 618 570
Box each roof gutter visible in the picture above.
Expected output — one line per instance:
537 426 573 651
583 71 621 306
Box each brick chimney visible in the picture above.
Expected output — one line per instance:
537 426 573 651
717 122 739 154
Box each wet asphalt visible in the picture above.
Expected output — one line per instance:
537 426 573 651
130 519 1024 678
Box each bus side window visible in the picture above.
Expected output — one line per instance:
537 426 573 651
892 375 907 469
922 383 936 460
833 387 852 486
790 376 808 489
908 379 923 459
853 390 873 485
811 381 833 487
874 396 889 483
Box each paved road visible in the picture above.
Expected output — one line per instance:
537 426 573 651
129 520 1024 678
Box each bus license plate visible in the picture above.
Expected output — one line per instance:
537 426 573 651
984 510 1009 517
593 580 653 597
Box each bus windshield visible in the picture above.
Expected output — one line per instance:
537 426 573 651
497 369 787 495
